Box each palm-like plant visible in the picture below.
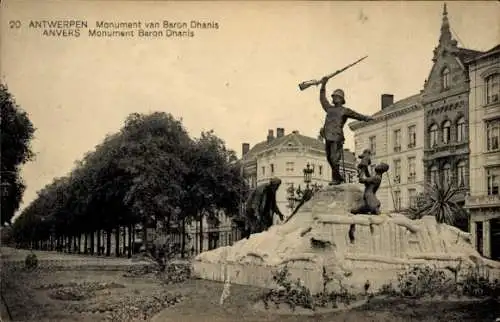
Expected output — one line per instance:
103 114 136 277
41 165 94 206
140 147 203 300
406 182 468 227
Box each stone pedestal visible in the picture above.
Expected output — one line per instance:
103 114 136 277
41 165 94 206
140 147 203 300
193 184 500 294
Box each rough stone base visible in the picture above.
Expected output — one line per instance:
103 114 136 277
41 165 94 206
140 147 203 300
193 184 500 294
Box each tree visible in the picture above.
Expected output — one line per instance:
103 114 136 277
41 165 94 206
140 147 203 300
182 130 247 252
405 183 469 230
1 84 35 226
10 111 248 258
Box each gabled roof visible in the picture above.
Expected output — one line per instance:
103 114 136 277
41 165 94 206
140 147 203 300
457 47 484 62
465 44 500 63
371 94 422 118
243 131 356 164
348 93 422 131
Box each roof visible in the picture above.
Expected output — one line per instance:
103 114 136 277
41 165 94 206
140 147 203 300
348 93 422 131
457 47 484 62
242 131 356 164
464 44 500 63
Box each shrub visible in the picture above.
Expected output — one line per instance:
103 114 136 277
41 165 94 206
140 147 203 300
461 265 500 298
379 263 500 300
261 265 360 311
261 265 315 311
24 253 38 270
396 264 450 298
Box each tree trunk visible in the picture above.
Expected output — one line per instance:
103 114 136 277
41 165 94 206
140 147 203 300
142 220 148 253
106 229 112 256
122 226 127 257
115 226 120 257
128 224 133 258
90 231 95 255
181 218 186 258
77 235 81 253
84 234 88 254
73 236 78 253
199 215 203 253
97 230 101 255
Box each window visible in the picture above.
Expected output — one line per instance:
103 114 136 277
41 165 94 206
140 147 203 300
442 120 451 144
369 136 376 156
261 166 265 176
486 119 500 152
485 74 500 105
408 157 416 183
408 125 416 148
393 129 401 152
270 163 275 175
430 124 439 147
430 165 439 185
442 67 450 90
394 190 401 211
443 163 452 186
487 167 500 195
319 165 323 175
457 161 466 187
286 162 294 173
408 188 417 208
457 117 466 142
393 159 401 184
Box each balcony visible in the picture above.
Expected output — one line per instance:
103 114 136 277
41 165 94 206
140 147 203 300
465 194 500 209
408 143 416 149
394 146 402 153
408 174 416 183
424 142 469 159
393 175 401 184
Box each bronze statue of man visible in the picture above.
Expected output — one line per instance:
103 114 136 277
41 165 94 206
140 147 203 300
319 77 374 185
235 177 284 239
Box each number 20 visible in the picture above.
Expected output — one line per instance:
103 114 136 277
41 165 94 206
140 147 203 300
9 20 21 29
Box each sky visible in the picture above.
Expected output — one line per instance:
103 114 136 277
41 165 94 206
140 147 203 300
1 0 499 217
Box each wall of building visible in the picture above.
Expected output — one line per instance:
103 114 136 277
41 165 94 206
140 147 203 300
353 106 425 212
468 53 500 197
466 49 500 259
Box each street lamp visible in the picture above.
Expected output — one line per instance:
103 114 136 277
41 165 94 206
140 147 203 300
287 163 323 212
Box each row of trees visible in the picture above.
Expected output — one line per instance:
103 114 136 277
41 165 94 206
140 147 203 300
9 110 248 257
1 84 35 226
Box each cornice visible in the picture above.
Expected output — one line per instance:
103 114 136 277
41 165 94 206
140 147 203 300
425 99 466 116
349 103 423 131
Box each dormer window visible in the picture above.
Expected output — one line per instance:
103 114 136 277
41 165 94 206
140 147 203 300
442 67 450 90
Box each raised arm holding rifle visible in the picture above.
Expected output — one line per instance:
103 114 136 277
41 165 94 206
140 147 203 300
318 77 374 185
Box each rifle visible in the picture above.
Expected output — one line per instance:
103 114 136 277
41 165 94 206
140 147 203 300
298 56 368 91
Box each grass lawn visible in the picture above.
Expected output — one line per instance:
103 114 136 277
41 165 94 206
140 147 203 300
1 253 498 322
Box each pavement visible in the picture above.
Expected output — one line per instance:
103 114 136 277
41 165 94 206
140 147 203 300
0 247 153 270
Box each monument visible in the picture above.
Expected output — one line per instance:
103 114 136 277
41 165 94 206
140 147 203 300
193 63 500 294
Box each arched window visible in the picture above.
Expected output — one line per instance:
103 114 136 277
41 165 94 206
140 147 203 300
457 161 466 187
442 120 451 144
485 73 499 105
442 67 450 90
456 117 466 142
443 163 452 185
430 124 439 147
430 165 439 185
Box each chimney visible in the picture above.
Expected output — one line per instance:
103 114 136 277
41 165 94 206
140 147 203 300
242 143 250 156
381 94 394 109
267 129 274 143
276 127 285 138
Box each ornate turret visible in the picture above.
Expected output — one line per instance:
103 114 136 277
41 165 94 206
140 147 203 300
439 3 452 45
432 3 458 62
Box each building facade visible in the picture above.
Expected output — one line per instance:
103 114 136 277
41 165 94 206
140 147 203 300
421 5 484 206
241 128 356 217
349 94 425 213
465 45 500 260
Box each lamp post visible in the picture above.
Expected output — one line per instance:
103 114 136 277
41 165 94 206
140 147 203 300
287 163 323 211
